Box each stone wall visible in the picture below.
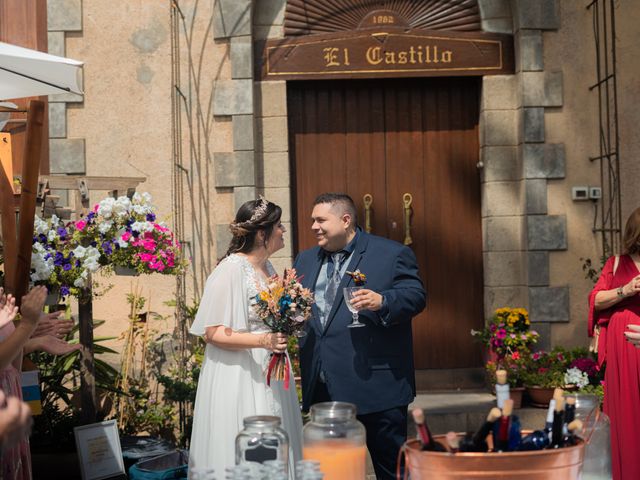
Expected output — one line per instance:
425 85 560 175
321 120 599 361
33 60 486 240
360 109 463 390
52 0 638 357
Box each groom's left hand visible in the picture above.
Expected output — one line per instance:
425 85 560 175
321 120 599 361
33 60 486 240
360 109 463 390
351 289 383 311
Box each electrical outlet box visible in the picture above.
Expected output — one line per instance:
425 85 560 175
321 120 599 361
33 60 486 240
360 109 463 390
572 186 589 201
589 187 602 200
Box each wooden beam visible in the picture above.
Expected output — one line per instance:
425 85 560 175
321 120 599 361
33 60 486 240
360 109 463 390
39 175 146 192
0 136 17 293
14 100 44 304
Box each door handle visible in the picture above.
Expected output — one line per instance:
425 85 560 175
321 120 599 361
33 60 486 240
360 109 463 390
402 193 413 246
363 194 373 233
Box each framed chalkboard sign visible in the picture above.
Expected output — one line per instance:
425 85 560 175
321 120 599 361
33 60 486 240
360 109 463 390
74 420 126 480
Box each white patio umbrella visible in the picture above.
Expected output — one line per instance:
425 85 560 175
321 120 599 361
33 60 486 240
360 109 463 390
0 41 83 101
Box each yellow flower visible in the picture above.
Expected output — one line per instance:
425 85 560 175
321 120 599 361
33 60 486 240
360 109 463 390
259 291 270 302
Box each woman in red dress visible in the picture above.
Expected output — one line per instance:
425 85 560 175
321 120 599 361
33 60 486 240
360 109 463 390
589 207 640 480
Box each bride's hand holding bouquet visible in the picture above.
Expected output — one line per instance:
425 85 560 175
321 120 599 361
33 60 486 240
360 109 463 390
254 268 314 390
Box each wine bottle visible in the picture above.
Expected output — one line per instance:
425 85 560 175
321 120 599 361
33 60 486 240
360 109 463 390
564 419 583 447
411 408 446 452
460 407 501 452
495 399 513 452
495 369 510 409
563 396 576 435
550 394 565 449
508 413 522 451
544 398 556 435
517 429 550 451
445 431 460 453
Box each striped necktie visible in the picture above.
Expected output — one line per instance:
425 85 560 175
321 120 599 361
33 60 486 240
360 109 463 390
323 251 346 325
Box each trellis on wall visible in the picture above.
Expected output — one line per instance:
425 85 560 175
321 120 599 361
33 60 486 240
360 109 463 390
587 0 622 257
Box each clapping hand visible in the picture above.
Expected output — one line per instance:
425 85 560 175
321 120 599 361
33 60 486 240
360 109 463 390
622 275 640 298
0 294 18 330
32 311 74 339
31 335 82 356
0 390 32 450
624 325 640 347
19 286 47 331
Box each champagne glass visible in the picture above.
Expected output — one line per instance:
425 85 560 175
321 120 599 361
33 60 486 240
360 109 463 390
343 286 366 328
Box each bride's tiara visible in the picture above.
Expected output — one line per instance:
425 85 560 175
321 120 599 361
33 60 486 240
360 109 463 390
229 196 270 235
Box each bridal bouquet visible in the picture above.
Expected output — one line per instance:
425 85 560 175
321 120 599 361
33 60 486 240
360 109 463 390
254 268 314 390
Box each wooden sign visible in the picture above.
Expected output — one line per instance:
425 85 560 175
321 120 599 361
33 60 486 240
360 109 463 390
260 29 514 80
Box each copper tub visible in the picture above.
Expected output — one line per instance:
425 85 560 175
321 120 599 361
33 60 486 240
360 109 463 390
399 434 585 480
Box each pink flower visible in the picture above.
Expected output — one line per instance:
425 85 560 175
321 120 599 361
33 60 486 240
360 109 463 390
121 231 132 242
154 223 169 233
138 253 156 263
143 239 156 251
75 220 87 231
511 351 520 360
496 329 507 339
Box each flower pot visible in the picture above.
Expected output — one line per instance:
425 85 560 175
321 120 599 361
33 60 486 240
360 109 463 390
511 387 525 409
525 386 556 408
114 266 139 276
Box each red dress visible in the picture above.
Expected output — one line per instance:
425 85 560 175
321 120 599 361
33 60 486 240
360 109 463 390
589 254 640 480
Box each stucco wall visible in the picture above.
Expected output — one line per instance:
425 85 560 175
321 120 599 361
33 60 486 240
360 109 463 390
63 1 232 350
544 1 636 348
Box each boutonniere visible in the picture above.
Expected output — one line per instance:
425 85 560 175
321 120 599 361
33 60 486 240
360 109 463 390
346 270 367 286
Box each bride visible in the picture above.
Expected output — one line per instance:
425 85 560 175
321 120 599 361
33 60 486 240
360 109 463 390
188 197 303 476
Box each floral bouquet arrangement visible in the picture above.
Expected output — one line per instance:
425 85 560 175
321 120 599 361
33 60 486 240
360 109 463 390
31 215 101 300
471 307 539 359
564 352 603 399
74 192 185 275
253 268 314 390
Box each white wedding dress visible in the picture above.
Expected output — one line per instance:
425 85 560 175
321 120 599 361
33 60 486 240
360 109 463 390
188 254 303 478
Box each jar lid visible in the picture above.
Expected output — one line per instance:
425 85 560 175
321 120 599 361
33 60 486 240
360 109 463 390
309 401 356 421
242 415 282 428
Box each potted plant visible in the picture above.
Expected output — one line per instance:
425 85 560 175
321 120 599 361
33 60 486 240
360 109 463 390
31 214 102 302
472 307 539 361
484 350 527 408
74 192 185 276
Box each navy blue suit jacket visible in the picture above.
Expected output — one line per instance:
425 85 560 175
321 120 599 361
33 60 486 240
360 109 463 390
293 232 426 415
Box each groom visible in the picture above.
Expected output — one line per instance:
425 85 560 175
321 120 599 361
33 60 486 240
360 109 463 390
293 193 426 479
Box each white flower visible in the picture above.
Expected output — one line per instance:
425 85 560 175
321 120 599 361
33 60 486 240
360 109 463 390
113 196 131 219
117 237 129 248
131 221 154 233
50 214 60 226
564 367 589 389
73 277 86 288
47 230 58 242
73 246 87 259
98 220 113 234
34 216 49 235
132 192 152 205
97 197 116 219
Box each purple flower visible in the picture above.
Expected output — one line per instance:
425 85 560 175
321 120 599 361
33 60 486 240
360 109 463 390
60 286 70 296
54 252 64 266
56 227 68 239
101 241 113 255
63 263 72 271
146 213 156 222
87 211 96 221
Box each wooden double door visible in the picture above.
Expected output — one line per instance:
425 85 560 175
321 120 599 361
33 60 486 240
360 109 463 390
288 77 483 369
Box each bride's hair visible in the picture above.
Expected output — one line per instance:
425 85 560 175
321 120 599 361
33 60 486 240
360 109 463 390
223 197 282 259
